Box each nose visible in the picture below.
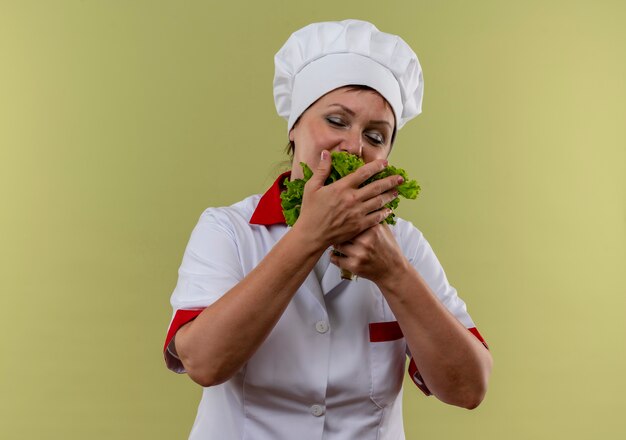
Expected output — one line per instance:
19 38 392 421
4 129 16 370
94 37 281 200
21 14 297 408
339 131 363 157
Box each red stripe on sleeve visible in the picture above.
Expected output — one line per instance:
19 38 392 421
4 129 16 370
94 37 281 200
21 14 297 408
468 327 489 349
406 327 488 396
163 309 205 354
408 357 432 396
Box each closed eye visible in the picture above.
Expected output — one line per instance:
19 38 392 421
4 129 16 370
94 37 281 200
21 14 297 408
326 116 347 127
365 132 384 145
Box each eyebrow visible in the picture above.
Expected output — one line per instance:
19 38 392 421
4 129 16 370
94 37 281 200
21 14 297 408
327 104 393 129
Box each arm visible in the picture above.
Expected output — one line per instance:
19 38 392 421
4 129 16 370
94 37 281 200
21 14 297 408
378 261 492 409
173 151 400 387
331 225 493 409
174 224 324 387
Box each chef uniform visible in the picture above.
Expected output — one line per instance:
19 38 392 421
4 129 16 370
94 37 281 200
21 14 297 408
164 19 488 440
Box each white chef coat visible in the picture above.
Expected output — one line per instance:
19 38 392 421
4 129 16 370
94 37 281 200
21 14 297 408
164 172 488 440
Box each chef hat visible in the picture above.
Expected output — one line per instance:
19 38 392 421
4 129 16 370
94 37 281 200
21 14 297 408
274 19 424 133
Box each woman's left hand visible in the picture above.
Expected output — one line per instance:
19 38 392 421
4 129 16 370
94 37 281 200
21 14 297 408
330 223 407 284
333 222 492 410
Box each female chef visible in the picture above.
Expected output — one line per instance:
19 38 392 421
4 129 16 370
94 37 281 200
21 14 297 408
163 19 492 440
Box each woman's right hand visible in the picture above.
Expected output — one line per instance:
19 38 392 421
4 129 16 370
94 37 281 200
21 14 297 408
293 150 402 250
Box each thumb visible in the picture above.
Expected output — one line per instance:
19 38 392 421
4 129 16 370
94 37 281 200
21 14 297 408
309 150 332 189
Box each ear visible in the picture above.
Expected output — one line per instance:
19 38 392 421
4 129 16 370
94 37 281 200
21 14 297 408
288 128 295 142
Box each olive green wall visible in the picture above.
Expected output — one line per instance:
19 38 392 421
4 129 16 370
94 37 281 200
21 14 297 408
1 1 624 438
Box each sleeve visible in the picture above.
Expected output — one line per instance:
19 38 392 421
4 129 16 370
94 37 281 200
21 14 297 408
396 220 489 396
163 209 244 373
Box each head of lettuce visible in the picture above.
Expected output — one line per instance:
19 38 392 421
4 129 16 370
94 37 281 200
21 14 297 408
281 151 420 227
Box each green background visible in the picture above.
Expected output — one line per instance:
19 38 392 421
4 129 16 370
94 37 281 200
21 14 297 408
1 0 624 438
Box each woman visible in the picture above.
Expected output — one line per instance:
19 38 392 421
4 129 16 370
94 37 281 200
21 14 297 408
164 19 492 439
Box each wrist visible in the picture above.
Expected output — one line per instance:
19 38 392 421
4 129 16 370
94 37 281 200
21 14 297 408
375 256 412 292
288 221 328 256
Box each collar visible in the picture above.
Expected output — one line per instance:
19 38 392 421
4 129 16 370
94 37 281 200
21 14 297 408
249 171 291 225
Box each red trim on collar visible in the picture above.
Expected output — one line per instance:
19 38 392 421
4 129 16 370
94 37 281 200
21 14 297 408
249 171 291 225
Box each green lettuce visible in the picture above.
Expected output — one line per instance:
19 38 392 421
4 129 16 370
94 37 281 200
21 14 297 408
281 151 420 226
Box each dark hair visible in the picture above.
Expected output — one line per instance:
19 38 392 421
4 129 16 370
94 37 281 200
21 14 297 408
284 85 397 157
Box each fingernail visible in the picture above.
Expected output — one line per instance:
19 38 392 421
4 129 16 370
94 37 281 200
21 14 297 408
397 176 404 184
393 190 399 198
383 160 389 167
321 151 329 160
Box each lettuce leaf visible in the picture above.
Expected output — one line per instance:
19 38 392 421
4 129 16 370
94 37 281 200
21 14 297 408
280 151 420 226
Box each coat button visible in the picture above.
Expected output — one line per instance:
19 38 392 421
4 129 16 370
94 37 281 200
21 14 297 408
315 320 329 334
310 404 325 417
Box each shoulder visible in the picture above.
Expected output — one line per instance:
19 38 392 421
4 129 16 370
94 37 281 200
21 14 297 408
390 217 445 269
197 194 262 230
390 216 423 238
184 194 263 248
389 217 425 254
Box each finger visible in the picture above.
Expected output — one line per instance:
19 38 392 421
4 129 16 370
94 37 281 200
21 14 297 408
308 150 332 189
339 158 389 188
329 251 350 268
331 248 347 258
357 174 404 202
362 208 393 229
332 239 355 254
361 188 399 214
329 252 341 267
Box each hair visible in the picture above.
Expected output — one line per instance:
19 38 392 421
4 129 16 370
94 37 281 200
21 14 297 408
284 85 397 157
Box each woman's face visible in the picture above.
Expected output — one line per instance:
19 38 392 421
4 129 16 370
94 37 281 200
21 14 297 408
289 87 395 179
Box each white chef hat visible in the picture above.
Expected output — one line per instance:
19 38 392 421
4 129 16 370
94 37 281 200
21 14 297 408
274 19 424 133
